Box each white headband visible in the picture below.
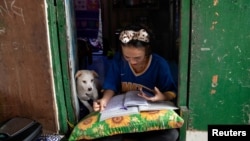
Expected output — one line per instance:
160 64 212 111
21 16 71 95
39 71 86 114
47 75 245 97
119 29 150 44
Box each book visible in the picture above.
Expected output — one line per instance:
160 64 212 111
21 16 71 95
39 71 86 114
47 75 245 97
99 91 178 121
123 91 149 107
138 101 178 111
100 106 139 121
99 91 142 121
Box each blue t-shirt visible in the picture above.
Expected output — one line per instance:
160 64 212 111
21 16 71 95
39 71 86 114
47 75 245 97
103 52 177 95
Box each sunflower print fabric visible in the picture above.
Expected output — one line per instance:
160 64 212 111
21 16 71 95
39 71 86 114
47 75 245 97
69 110 184 140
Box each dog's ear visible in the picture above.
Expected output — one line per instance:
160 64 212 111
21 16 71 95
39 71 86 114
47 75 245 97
75 71 83 78
91 70 99 78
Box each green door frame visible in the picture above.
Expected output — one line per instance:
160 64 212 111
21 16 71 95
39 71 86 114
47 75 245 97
178 0 191 141
46 0 77 134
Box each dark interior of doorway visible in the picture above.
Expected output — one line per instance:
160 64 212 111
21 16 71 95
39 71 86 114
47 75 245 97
74 0 180 119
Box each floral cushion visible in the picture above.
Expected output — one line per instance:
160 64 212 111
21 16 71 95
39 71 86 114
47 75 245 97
69 109 184 140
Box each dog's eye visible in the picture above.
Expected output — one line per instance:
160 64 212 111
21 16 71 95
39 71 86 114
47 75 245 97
91 79 94 82
82 80 86 83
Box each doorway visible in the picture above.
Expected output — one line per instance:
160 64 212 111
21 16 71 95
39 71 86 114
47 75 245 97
73 0 181 118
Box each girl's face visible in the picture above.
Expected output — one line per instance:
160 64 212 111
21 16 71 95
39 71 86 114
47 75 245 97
122 45 146 66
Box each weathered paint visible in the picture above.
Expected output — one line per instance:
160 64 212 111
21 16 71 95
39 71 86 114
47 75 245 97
47 0 79 133
179 0 191 107
46 0 67 133
55 0 78 129
188 0 250 130
178 0 191 140
46 0 79 133
64 0 79 123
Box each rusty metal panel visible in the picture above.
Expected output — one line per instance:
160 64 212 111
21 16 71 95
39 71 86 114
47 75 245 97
189 0 250 130
0 0 57 133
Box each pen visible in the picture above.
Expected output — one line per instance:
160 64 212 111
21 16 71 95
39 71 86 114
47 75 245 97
120 106 128 110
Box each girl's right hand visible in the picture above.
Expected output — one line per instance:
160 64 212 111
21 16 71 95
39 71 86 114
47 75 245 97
93 89 115 112
93 100 101 111
93 99 107 112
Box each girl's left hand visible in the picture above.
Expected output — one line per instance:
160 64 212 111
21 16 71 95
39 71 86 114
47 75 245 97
138 87 166 102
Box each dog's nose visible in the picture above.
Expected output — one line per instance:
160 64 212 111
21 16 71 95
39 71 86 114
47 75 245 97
88 88 92 91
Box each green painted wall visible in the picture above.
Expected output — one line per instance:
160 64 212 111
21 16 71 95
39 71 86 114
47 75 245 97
188 0 250 130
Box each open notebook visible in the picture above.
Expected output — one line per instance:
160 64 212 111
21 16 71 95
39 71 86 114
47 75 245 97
100 91 178 121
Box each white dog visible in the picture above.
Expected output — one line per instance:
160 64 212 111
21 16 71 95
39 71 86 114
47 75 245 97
75 70 100 112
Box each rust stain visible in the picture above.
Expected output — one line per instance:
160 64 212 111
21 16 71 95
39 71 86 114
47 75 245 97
215 12 219 16
211 75 218 94
210 21 218 30
213 0 219 6
212 75 218 87
210 89 216 94
212 75 218 84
